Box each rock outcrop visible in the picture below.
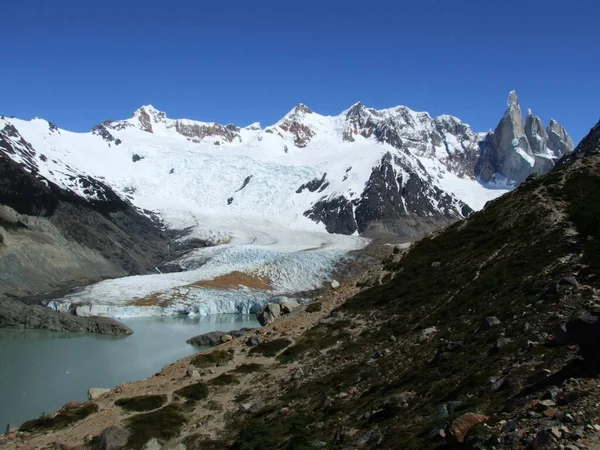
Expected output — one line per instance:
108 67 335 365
477 91 574 185
187 328 254 346
0 298 132 335
0 123 171 298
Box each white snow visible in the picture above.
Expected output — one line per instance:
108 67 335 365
0 102 516 317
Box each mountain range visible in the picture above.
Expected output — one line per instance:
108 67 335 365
0 91 574 298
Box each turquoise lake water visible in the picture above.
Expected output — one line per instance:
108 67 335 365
0 314 257 428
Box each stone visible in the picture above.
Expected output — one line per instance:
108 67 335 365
187 328 253 346
543 387 561 401
245 336 261 347
331 279 340 289
417 327 438 343
5 423 17 434
482 316 501 329
88 388 111 400
494 337 513 349
431 261 441 268
256 301 299 326
99 425 131 450
448 413 489 443
425 426 446 440
143 438 161 450
532 430 556 450
291 368 305 381
185 367 200 379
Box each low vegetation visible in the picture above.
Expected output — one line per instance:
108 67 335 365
125 404 187 449
248 338 292 357
114 394 167 412
208 373 240 386
19 403 98 432
174 382 210 402
191 349 233 368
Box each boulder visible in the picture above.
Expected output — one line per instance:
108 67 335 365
187 327 254 346
482 316 501 329
143 438 161 450
448 413 489 443
88 388 111 400
417 327 438 343
99 425 131 450
331 279 340 289
245 336 261 347
257 302 299 326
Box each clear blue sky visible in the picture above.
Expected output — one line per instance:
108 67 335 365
2 0 598 143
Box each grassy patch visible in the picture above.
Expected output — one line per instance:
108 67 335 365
232 363 263 374
230 411 316 450
19 403 98 432
248 339 292 357
125 404 186 449
114 394 167 412
174 382 209 402
305 302 322 313
208 373 240 386
191 350 233 368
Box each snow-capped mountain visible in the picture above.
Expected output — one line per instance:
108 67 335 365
0 91 571 238
0 91 576 315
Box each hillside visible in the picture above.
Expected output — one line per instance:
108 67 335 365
5 121 598 449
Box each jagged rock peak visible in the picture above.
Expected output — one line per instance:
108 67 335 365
546 118 575 156
293 103 312 115
508 90 519 107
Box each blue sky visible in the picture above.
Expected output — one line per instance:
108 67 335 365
2 0 598 143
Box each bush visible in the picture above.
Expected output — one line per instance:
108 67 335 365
20 403 98 432
126 404 186 448
191 350 233 368
174 382 209 401
114 394 167 412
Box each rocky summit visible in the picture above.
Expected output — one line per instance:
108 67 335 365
5 120 599 449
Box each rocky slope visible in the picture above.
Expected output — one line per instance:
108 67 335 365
5 120 598 450
0 298 133 335
0 123 176 299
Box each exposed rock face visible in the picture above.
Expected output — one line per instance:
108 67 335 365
99 425 131 450
0 298 132 335
107 105 242 144
555 119 600 168
0 124 170 298
272 104 315 147
547 119 575 157
187 328 254 346
477 91 574 185
305 152 472 236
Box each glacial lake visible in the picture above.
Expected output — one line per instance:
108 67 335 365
0 314 258 428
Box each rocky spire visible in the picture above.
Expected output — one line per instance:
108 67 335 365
546 119 575 157
524 109 548 154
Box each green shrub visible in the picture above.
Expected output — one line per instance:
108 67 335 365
19 403 98 432
114 394 167 412
126 404 186 448
174 382 209 401
191 350 233 368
